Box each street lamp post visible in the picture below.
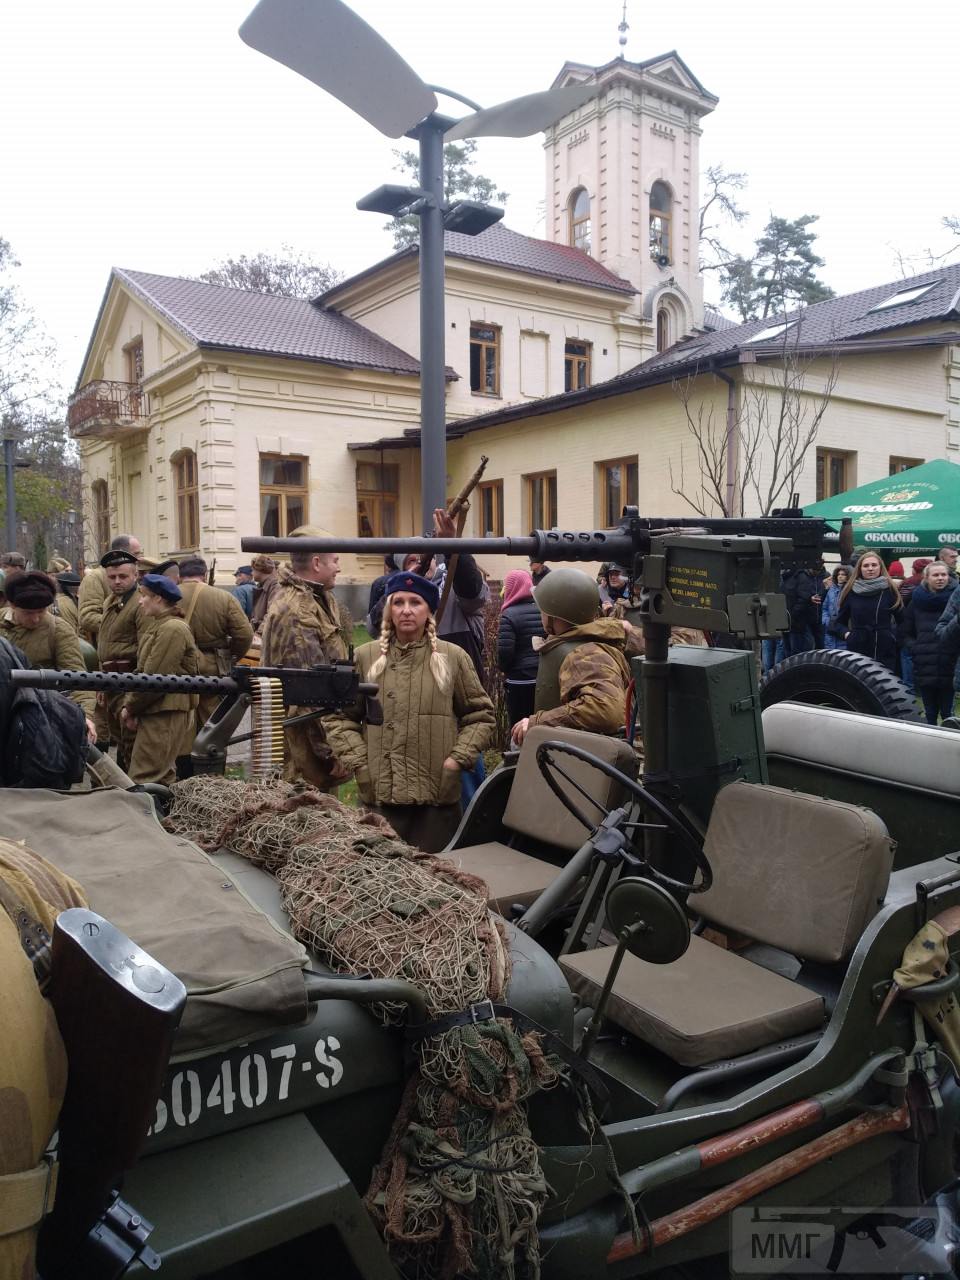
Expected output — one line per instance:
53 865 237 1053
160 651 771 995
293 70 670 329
238 0 595 535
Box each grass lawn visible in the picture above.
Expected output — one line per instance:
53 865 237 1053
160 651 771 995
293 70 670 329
351 623 371 651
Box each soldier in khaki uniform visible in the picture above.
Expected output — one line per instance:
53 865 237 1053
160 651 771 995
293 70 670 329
77 534 142 641
120 575 201 786
96 550 144 771
0 571 97 740
511 568 631 745
176 557 253 731
79 534 142 746
261 526 352 792
50 571 82 632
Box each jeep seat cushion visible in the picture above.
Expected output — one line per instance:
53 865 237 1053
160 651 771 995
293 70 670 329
762 702 960 797
697 781 894 964
451 842 562 915
0 789 309 1056
501 726 638 852
560 937 825 1066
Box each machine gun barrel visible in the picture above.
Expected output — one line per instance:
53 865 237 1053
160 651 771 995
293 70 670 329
10 665 381 705
243 511 848 562
11 668 241 695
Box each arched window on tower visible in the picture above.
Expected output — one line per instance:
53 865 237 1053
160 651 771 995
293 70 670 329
656 308 670 353
649 182 672 265
568 188 591 254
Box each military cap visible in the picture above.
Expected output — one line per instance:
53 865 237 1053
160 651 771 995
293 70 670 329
137 554 161 572
100 549 138 569
383 570 440 613
4 570 57 609
235 565 253 576
289 524 334 539
140 572 182 604
46 555 72 574
155 558 180 576
56 571 82 587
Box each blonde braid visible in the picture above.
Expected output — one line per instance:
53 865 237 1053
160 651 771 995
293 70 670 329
426 616 452 693
367 598 394 683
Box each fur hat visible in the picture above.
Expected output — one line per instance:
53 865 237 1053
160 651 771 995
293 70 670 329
382 571 440 613
4 570 57 609
251 554 277 573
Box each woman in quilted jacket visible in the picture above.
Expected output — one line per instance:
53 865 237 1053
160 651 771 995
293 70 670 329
323 571 494 853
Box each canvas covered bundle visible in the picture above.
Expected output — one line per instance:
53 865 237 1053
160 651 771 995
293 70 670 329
164 775 562 1280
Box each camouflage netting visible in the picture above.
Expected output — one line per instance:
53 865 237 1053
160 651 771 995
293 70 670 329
164 775 560 1279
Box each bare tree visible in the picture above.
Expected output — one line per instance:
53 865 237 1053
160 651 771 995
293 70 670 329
0 238 60 422
198 244 342 299
669 322 839 517
891 215 960 276
698 165 748 275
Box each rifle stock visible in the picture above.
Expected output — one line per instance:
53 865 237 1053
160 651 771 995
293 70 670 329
37 908 186 1278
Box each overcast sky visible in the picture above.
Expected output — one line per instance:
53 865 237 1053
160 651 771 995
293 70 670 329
3 0 958 396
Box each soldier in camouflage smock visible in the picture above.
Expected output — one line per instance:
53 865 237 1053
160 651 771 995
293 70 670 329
260 527 351 792
511 568 631 745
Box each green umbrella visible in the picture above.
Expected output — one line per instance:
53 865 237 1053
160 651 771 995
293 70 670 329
805 458 960 555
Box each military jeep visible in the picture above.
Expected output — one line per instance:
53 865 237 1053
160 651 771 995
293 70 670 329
9 510 960 1279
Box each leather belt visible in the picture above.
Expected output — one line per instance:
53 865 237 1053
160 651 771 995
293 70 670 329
100 659 134 673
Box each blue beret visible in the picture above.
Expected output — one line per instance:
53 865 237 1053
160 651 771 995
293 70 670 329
383 570 440 613
141 573 182 603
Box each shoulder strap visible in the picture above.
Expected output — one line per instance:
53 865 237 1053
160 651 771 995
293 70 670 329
183 582 205 627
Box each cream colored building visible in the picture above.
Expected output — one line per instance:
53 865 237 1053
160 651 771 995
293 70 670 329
69 50 960 600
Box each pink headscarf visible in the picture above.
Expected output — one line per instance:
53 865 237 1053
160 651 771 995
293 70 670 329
501 568 534 612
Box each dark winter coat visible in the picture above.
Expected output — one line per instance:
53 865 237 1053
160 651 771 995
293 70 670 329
835 586 900 671
781 567 821 632
497 598 544 681
900 583 960 688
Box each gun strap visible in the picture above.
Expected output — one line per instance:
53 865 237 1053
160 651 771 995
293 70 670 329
0 1158 58 1237
183 581 205 628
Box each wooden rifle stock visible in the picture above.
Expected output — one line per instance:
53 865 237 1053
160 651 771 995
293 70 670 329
37 909 186 1278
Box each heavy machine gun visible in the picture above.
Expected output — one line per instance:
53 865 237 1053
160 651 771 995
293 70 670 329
244 506 853 852
10 663 382 776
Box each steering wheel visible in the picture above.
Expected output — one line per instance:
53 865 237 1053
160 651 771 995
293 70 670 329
534 740 713 895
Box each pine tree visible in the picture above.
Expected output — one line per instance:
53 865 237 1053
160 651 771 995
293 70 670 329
387 141 507 250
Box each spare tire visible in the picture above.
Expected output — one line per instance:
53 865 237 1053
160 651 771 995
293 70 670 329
759 649 922 721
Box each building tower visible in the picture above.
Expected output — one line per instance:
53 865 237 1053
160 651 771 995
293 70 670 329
543 54 718 364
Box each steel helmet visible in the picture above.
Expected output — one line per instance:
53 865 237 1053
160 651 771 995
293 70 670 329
533 568 600 626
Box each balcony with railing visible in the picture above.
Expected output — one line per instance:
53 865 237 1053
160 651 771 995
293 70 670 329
67 380 150 439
